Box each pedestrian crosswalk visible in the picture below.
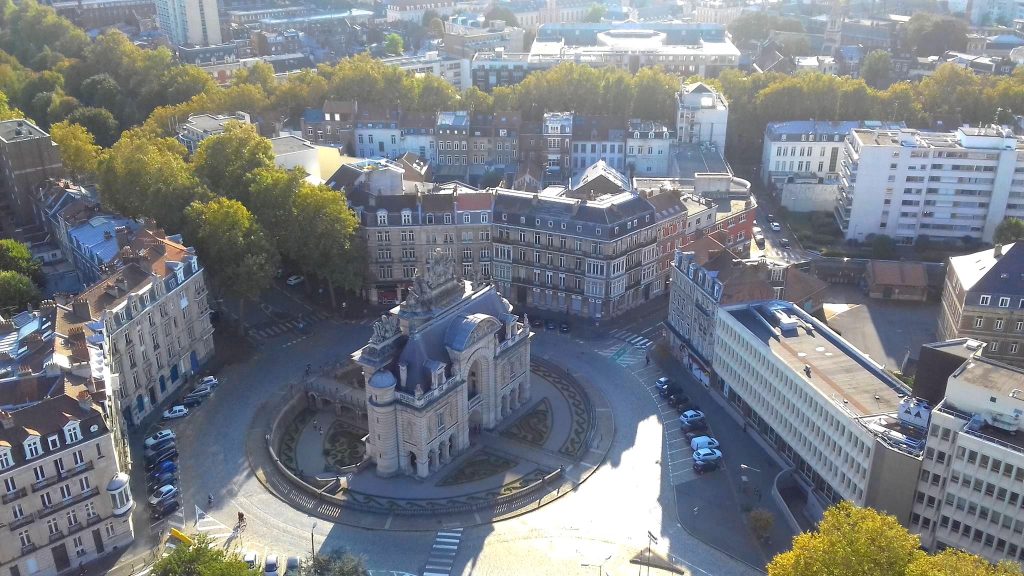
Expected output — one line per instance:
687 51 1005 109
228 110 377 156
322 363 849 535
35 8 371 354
609 329 654 349
249 311 330 339
422 528 462 576
194 506 234 541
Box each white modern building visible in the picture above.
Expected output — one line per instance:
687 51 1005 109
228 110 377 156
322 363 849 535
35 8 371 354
176 112 251 153
914 351 1024 565
271 135 320 183
835 125 1024 245
714 301 924 521
154 0 222 46
760 120 903 186
676 82 728 151
378 52 472 91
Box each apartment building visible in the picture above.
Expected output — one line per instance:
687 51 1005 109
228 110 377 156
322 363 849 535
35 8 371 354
435 111 471 172
542 112 573 186
384 0 459 23
913 353 1024 564
154 0 222 46
378 52 471 91
570 116 626 178
835 125 1024 245
301 100 357 151
938 242 1024 368
491 161 687 319
355 107 403 160
441 19 525 59
0 302 136 576
626 120 674 177
714 301 925 521
676 82 728 151
0 120 63 228
666 249 826 384
760 121 905 187
469 49 535 92
691 0 746 26
398 112 437 164
176 112 252 153
347 182 493 304
56 227 215 429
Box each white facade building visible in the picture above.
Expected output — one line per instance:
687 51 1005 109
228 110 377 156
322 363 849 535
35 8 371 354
154 0 222 46
626 120 674 177
676 82 728 151
836 125 1024 245
271 135 320 183
378 52 472 91
760 120 894 186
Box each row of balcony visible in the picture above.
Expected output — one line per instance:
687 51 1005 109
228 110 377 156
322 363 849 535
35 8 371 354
38 487 100 519
32 460 95 493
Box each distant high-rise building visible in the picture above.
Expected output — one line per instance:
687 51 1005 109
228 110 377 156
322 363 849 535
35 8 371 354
155 0 222 47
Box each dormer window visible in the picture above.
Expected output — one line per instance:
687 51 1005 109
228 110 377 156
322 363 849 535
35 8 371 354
0 448 11 470
47 435 60 451
64 421 82 444
24 436 41 459
426 214 434 224
980 295 991 305
444 213 453 224
377 210 388 226
401 210 412 225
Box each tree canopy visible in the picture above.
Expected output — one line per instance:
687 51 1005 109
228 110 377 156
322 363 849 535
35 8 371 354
995 218 1024 245
905 13 969 56
0 239 41 285
300 550 369 576
191 121 274 206
727 12 804 47
151 535 256 576
860 50 893 90
50 120 101 180
0 270 40 314
768 502 1022 576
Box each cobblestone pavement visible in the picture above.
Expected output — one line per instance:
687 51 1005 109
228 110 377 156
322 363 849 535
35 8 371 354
115 315 767 576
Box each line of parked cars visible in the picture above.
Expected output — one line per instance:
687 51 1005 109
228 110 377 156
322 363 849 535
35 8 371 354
656 377 725 475
529 317 570 333
143 429 180 520
244 552 299 576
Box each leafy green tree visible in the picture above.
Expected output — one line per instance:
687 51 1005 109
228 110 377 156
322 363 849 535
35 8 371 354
46 94 80 124
995 218 1024 244
191 122 274 205
232 61 277 94
484 5 519 27
49 120 101 180
727 12 804 46
0 271 40 313
184 198 278 333
460 87 493 114
158 65 216 107
907 549 1023 576
583 3 606 22
0 0 89 67
768 502 921 576
631 67 680 125
300 550 369 576
18 70 63 112
286 184 363 307
860 50 893 89
409 74 457 112
870 235 897 259
271 69 328 124
0 239 42 284
65 106 119 147
905 13 968 56
244 166 303 243
79 73 121 109
97 130 210 231
384 33 404 56
152 534 256 576
0 89 22 121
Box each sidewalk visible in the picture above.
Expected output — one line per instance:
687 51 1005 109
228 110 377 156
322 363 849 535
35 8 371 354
651 345 795 567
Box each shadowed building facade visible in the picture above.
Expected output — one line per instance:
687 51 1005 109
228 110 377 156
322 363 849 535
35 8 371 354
353 250 532 478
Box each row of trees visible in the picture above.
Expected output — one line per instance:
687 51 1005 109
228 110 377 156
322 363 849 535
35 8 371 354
769 502 1022 576
715 63 1024 163
152 535 369 576
0 240 42 313
57 121 365 327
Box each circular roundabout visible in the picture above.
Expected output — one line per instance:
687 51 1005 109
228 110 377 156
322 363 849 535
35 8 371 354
246 357 613 529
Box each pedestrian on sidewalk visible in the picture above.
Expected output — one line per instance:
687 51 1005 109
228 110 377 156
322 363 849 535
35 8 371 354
646 354 650 365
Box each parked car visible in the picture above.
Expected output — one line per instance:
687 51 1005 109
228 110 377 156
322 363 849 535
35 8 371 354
693 448 723 463
779 237 791 248
545 319 557 330
144 429 175 448
264 554 280 576
148 460 176 478
681 420 709 434
690 436 720 451
679 410 705 425
559 322 570 333
286 275 304 286
148 485 178 505
767 213 775 221
144 439 175 457
150 499 180 520
182 394 205 408
769 222 782 232
530 317 544 328
145 448 178 471
244 551 261 571
693 459 720 475
199 376 219 388
754 233 766 247
161 406 188 420
283 557 300 576
190 383 214 397
147 472 177 492
655 377 674 396
666 393 691 409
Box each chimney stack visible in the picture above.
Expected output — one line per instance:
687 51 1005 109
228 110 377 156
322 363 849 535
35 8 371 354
71 298 92 320
77 390 93 412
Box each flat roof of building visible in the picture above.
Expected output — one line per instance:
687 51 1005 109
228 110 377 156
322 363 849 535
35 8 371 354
271 135 315 155
673 143 728 178
728 302 908 417
0 119 49 142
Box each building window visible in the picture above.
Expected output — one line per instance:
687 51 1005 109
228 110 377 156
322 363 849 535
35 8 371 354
47 436 60 451
980 295 991 305
975 317 984 328
999 297 1011 308
376 211 388 226
18 530 30 547
444 214 452 224
60 484 72 500
24 437 41 459
996 319 1005 330
0 449 11 470
992 342 1000 352
401 211 412 225
1011 343 1019 354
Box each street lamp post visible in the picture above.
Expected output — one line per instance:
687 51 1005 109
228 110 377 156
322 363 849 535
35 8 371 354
310 521 317 558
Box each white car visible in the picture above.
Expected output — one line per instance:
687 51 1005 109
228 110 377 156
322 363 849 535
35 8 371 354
690 435 720 451
769 222 782 232
144 429 175 448
244 551 261 570
752 226 762 235
286 275 304 286
199 376 219 388
161 406 189 420
264 554 280 576
693 448 723 463
148 485 178 505
679 410 705 425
